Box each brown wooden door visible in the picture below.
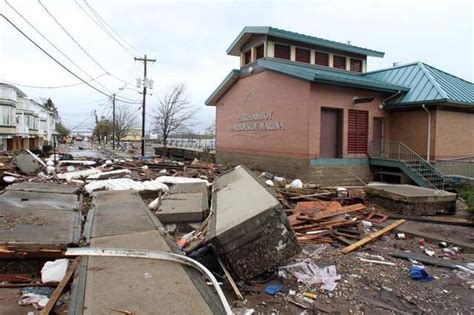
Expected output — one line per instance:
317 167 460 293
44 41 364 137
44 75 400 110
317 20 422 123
320 108 341 158
374 118 384 142
373 117 384 156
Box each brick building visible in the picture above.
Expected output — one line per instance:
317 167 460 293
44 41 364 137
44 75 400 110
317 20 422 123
206 27 474 187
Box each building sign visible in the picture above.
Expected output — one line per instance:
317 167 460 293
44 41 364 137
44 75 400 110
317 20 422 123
230 111 284 132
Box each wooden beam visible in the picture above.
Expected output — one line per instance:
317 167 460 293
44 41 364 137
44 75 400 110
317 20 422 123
341 219 407 254
310 203 366 221
40 258 79 315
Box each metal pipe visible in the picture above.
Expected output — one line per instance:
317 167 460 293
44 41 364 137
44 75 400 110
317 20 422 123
65 247 232 315
421 104 431 162
379 90 402 109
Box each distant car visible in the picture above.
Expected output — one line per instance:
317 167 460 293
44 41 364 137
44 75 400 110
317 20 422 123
75 136 83 141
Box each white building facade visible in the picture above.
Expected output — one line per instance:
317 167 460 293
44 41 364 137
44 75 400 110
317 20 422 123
0 83 58 151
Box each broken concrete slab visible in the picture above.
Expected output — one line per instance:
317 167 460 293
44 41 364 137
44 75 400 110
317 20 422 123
71 190 223 314
5 181 81 194
0 208 81 249
209 165 301 280
90 191 162 238
82 231 216 315
57 168 101 181
13 149 46 174
365 184 457 215
0 190 78 211
86 169 131 180
156 182 208 224
395 220 474 253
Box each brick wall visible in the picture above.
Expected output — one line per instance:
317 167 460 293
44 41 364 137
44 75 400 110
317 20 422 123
434 109 474 159
217 150 372 185
435 160 474 178
388 109 435 159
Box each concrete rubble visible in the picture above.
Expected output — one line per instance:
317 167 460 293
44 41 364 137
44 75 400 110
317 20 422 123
0 147 473 314
155 182 208 224
209 165 301 280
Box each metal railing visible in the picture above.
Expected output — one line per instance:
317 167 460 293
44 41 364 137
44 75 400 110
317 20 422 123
369 140 445 190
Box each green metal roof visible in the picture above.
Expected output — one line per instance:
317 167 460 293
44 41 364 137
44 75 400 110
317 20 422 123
227 26 385 58
363 62 474 107
205 70 240 106
258 58 408 92
206 58 408 105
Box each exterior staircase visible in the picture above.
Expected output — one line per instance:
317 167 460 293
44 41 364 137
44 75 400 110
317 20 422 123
369 141 445 190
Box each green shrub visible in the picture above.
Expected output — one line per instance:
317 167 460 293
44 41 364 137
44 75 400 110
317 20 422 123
460 187 474 214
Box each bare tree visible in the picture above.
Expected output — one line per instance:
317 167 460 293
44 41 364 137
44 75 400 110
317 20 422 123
154 84 199 154
113 103 138 146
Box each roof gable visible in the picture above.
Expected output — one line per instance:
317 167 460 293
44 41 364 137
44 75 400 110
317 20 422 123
227 26 385 57
363 62 474 107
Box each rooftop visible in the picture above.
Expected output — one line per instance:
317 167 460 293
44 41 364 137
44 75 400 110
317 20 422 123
364 62 474 108
206 58 408 106
227 26 385 57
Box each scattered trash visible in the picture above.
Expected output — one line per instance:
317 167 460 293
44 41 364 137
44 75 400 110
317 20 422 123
279 259 340 291
18 293 49 309
424 249 435 256
303 292 317 300
87 169 131 180
419 239 426 246
84 178 169 193
336 187 348 198
57 168 101 181
409 265 434 282
439 241 448 248
41 259 69 283
397 233 406 239
66 165 76 172
3 175 15 183
290 179 303 189
265 179 274 186
46 165 56 175
265 281 284 295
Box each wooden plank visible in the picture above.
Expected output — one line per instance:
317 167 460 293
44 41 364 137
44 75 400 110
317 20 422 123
341 219 407 254
40 258 79 315
308 203 366 221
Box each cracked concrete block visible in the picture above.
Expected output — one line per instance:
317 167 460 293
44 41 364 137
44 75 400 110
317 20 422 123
209 165 300 280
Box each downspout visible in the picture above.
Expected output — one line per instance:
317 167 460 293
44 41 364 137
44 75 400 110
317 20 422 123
421 104 431 162
380 90 402 108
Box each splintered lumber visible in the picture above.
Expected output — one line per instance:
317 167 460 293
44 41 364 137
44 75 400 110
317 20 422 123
40 258 79 315
341 219 406 254
308 203 366 221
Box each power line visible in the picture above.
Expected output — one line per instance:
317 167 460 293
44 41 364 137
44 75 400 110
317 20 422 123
4 0 109 90
0 14 139 104
0 73 107 89
37 0 131 89
84 0 140 55
85 0 140 56
74 0 138 57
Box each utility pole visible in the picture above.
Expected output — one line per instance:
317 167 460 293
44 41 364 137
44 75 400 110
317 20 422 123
134 54 156 157
112 93 116 150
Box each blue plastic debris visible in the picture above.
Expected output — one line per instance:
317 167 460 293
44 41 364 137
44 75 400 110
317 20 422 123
410 265 434 282
265 282 284 295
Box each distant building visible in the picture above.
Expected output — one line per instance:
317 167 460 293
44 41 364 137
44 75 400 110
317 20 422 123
206 27 474 186
121 128 142 142
0 83 58 151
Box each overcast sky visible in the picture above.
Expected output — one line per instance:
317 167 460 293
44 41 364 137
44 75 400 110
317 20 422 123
0 0 472 133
